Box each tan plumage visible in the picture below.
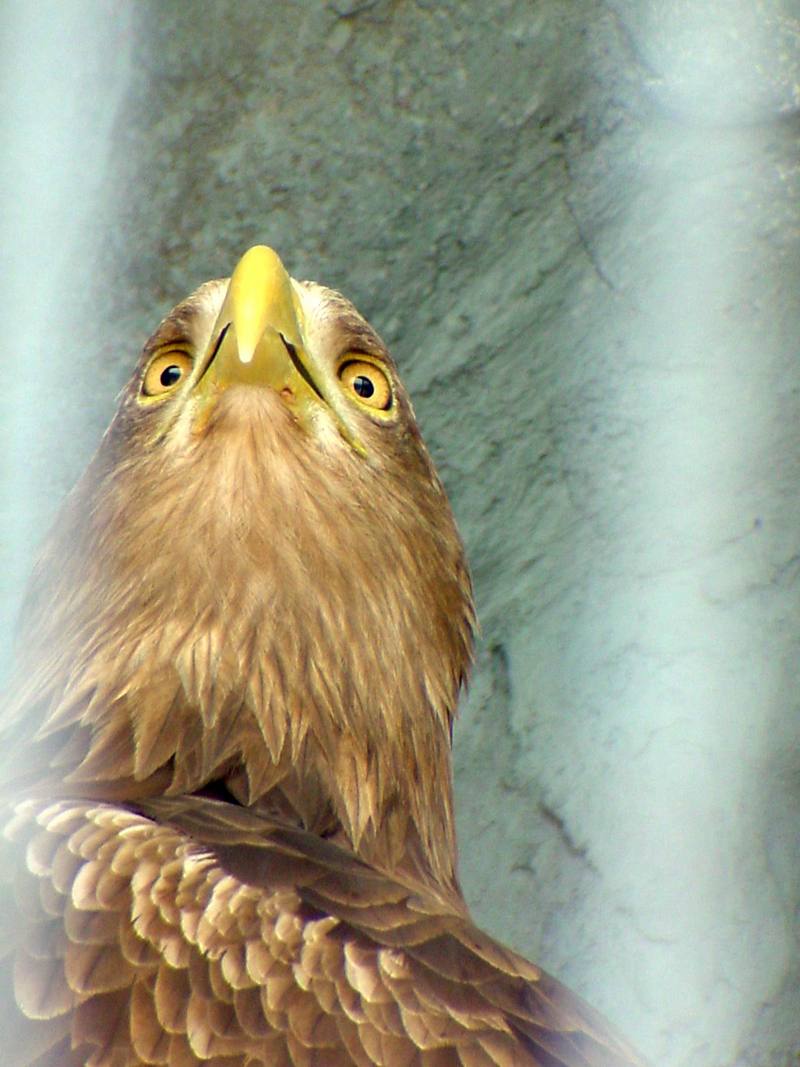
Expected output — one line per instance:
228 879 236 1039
0 247 646 1066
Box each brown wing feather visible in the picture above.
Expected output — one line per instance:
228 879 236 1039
1 796 645 1067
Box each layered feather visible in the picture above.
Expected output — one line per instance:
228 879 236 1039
1 796 643 1067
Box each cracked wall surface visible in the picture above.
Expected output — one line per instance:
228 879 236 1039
2 3 799 1065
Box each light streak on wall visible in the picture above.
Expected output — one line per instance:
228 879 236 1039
542 4 800 1062
0 2 132 679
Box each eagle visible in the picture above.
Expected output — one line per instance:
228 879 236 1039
0 246 646 1067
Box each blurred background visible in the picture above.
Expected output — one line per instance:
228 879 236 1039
1 2 799 1064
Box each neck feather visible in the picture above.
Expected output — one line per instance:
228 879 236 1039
5 392 474 892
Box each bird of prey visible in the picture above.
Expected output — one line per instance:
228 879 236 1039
0 246 646 1067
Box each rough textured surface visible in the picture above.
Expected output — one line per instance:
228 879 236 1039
2 3 799 1065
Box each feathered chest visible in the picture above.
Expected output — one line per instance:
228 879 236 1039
6 389 471 888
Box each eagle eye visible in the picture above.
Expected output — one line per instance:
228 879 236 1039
141 352 194 398
338 359 392 412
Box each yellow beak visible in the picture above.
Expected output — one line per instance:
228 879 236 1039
193 245 364 453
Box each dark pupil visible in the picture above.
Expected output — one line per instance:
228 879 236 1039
353 374 374 398
160 364 183 387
